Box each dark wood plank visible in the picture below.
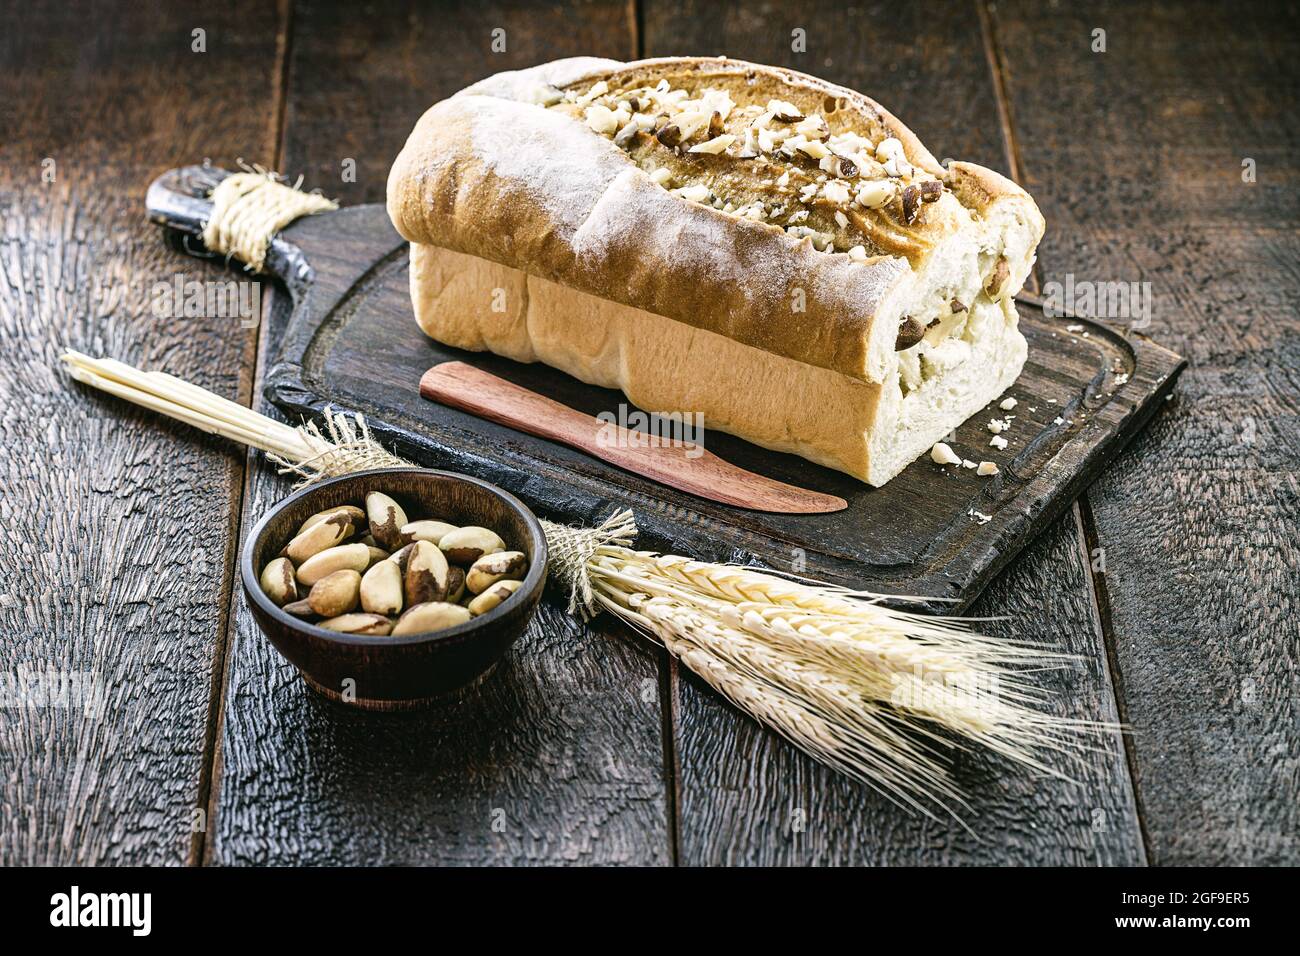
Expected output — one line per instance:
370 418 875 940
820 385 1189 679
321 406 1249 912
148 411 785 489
989 0 1300 865
204 0 671 865
643 0 1144 863
0 0 285 864
283 0 639 206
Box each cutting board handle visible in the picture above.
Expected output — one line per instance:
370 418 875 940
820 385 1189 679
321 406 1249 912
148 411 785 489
145 163 330 284
145 164 231 242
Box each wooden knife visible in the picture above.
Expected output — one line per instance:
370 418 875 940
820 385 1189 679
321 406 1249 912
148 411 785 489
419 362 847 514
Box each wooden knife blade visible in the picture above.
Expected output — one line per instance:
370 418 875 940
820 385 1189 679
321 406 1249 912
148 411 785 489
419 362 847 514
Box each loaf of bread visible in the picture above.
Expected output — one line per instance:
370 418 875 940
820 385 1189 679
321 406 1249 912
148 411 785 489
387 56 1044 486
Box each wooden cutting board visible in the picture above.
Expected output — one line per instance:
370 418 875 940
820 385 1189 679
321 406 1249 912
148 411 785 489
149 165 1185 611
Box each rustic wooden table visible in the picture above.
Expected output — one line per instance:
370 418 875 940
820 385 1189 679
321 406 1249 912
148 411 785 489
2 0 1295 866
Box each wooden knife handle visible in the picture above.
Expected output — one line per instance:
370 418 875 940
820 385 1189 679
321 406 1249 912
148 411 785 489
420 362 604 450
419 361 848 514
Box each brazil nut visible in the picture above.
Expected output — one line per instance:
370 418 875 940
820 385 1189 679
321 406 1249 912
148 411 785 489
307 569 362 617
404 540 450 606
365 491 409 552
259 556 297 606
465 550 527 595
439 526 505 566
360 560 404 617
391 601 472 637
296 542 371 587
317 612 393 636
467 579 523 616
283 511 354 564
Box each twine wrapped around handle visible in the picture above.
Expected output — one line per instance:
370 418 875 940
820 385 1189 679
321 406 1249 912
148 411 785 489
201 169 337 273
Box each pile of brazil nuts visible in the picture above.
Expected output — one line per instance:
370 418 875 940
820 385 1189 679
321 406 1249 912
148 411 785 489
258 491 528 636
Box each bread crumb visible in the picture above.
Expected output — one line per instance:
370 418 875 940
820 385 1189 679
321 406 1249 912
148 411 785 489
989 435 1008 450
930 442 962 466
999 397 1017 410
977 461 999 476
961 459 977 469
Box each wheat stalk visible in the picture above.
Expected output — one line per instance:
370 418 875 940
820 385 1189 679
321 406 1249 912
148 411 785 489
61 350 1114 820
608 591 968 817
586 549 1095 817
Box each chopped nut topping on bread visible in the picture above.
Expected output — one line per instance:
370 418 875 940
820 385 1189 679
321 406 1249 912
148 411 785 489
549 73 946 259
388 55 1046 486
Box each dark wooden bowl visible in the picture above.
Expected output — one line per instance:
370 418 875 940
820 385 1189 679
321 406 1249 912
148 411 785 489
240 468 548 711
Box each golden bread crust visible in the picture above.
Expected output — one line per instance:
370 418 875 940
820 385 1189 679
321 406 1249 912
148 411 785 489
388 56 1043 383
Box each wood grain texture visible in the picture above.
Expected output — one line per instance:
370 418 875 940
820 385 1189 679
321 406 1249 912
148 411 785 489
0 0 284 865
215 576 667 864
13 0 1280 867
279 0 638 206
205 0 672 865
139 169 1162 861
989 0 1300 865
643 0 1144 863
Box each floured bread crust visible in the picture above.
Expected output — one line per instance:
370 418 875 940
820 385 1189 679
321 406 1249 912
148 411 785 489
388 56 1043 385
410 243 1026 485
389 56 1043 485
